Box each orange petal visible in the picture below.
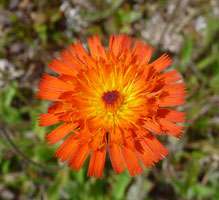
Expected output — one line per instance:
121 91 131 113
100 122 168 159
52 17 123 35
55 134 79 162
38 113 59 126
132 40 153 65
158 83 187 107
109 34 133 57
87 143 107 179
36 89 62 101
69 41 92 66
38 73 74 92
158 118 184 138
142 119 162 135
88 135 105 151
149 53 173 73
143 133 169 159
149 70 182 93
121 146 143 177
49 57 76 76
88 35 107 60
109 134 125 174
48 102 64 114
136 133 169 168
68 144 90 171
157 70 182 84
156 108 186 123
59 49 81 72
46 123 77 145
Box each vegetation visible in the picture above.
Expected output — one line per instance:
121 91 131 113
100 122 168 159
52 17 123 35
0 0 218 199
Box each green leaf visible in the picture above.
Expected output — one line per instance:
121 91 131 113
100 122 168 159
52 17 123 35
210 73 219 93
112 171 131 199
90 180 104 200
115 8 142 24
172 178 186 196
1 159 11 174
34 23 48 42
188 184 214 198
184 159 199 188
205 16 219 44
179 36 193 73
4 82 17 107
47 168 69 200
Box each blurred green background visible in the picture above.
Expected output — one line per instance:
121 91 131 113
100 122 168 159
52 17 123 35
0 0 219 200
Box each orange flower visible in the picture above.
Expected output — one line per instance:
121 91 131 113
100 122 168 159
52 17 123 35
37 34 186 179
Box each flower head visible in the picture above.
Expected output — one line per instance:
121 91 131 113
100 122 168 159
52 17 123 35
37 34 187 179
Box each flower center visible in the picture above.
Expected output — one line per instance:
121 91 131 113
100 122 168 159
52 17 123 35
102 90 119 105
101 90 123 114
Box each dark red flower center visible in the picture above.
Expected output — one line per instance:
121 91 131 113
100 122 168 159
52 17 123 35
102 90 119 105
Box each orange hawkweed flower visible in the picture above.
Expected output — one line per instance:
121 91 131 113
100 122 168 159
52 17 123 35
37 34 186 179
